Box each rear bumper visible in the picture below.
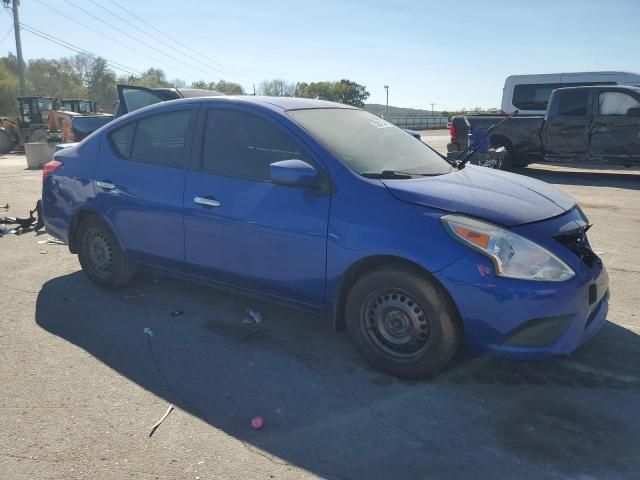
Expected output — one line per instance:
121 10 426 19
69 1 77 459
435 255 609 360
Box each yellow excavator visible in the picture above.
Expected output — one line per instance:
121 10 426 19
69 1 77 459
0 96 105 154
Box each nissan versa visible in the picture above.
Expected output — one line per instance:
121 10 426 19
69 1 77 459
41 97 609 378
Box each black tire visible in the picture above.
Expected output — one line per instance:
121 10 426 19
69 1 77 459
346 265 460 378
77 215 136 288
497 148 513 171
0 129 14 154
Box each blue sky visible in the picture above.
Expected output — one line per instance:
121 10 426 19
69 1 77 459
2 0 639 110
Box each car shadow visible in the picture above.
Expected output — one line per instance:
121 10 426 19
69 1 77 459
35 271 640 479
514 164 640 190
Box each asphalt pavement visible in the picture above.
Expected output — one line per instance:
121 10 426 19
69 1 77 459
1 136 639 480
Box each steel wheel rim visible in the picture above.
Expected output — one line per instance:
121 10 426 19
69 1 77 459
361 289 432 360
86 228 113 277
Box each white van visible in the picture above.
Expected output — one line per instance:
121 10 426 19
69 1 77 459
501 71 640 115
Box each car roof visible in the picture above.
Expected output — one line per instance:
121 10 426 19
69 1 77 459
552 85 640 92
198 95 357 111
109 96 358 127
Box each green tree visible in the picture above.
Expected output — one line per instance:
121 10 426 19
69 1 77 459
333 79 369 108
190 79 245 94
87 58 117 112
259 79 295 96
119 68 171 88
27 57 86 99
0 61 19 115
296 79 369 107
213 80 244 95
191 80 209 89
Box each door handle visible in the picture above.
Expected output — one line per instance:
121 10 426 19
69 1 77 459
193 196 221 208
96 180 116 190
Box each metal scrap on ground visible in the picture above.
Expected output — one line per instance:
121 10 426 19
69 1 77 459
148 404 174 438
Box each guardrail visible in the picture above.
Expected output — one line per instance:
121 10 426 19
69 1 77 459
383 116 448 130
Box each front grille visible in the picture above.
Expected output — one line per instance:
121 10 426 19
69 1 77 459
554 226 600 268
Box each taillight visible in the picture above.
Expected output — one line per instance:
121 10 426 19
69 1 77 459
43 160 63 183
449 122 456 141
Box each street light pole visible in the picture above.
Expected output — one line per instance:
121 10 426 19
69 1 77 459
384 85 389 116
8 0 26 97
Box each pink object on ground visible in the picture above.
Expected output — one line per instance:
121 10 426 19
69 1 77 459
251 416 264 429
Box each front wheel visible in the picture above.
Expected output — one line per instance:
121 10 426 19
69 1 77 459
77 216 136 288
346 265 460 378
484 146 512 170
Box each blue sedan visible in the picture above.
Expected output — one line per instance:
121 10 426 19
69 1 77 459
42 96 609 378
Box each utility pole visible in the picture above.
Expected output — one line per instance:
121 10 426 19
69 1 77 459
430 103 435 117
6 0 26 96
384 85 389 116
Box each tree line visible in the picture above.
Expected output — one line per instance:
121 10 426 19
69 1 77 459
0 53 371 115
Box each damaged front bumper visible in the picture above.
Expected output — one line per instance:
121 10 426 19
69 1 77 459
434 208 610 359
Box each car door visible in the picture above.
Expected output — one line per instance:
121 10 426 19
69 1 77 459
542 89 592 161
93 105 196 271
183 105 331 307
589 89 640 164
115 85 180 117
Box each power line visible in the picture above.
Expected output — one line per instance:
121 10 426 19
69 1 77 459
0 23 12 45
64 0 225 82
33 0 200 81
2 4 140 76
88 0 251 87
107 0 254 85
19 23 141 76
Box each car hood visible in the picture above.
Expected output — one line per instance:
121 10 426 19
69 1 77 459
382 165 576 227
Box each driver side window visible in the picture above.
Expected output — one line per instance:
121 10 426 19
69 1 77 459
201 109 306 181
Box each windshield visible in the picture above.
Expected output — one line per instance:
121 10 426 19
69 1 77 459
288 108 452 176
37 98 54 111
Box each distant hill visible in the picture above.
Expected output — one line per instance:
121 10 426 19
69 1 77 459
364 103 446 117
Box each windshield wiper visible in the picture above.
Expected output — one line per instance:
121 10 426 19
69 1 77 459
361 170 445 179
361 170 413 179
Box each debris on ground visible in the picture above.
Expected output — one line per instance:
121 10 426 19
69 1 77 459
251 416 264 430
0 200 43 236
39 250 47 254
62 296 79 302
149 404 174 438
143 327 154 337
37 237 66 245
241 308 263 324
170 310 184 317
0 203 8 210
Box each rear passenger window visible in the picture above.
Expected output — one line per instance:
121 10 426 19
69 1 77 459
599 92 640 115
110 122 135 158
108 110 192 167
131 110 191 167
556 90 589 116
202 109 304 180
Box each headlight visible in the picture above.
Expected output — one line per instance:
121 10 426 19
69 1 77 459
441 215 575 282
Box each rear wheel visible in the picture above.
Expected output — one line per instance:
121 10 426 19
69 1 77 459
486 145 513 170
77 216 136 288
346 265 460 378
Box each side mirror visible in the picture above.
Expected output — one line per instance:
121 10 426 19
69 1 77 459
626 107 640 117
270 159 318 188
